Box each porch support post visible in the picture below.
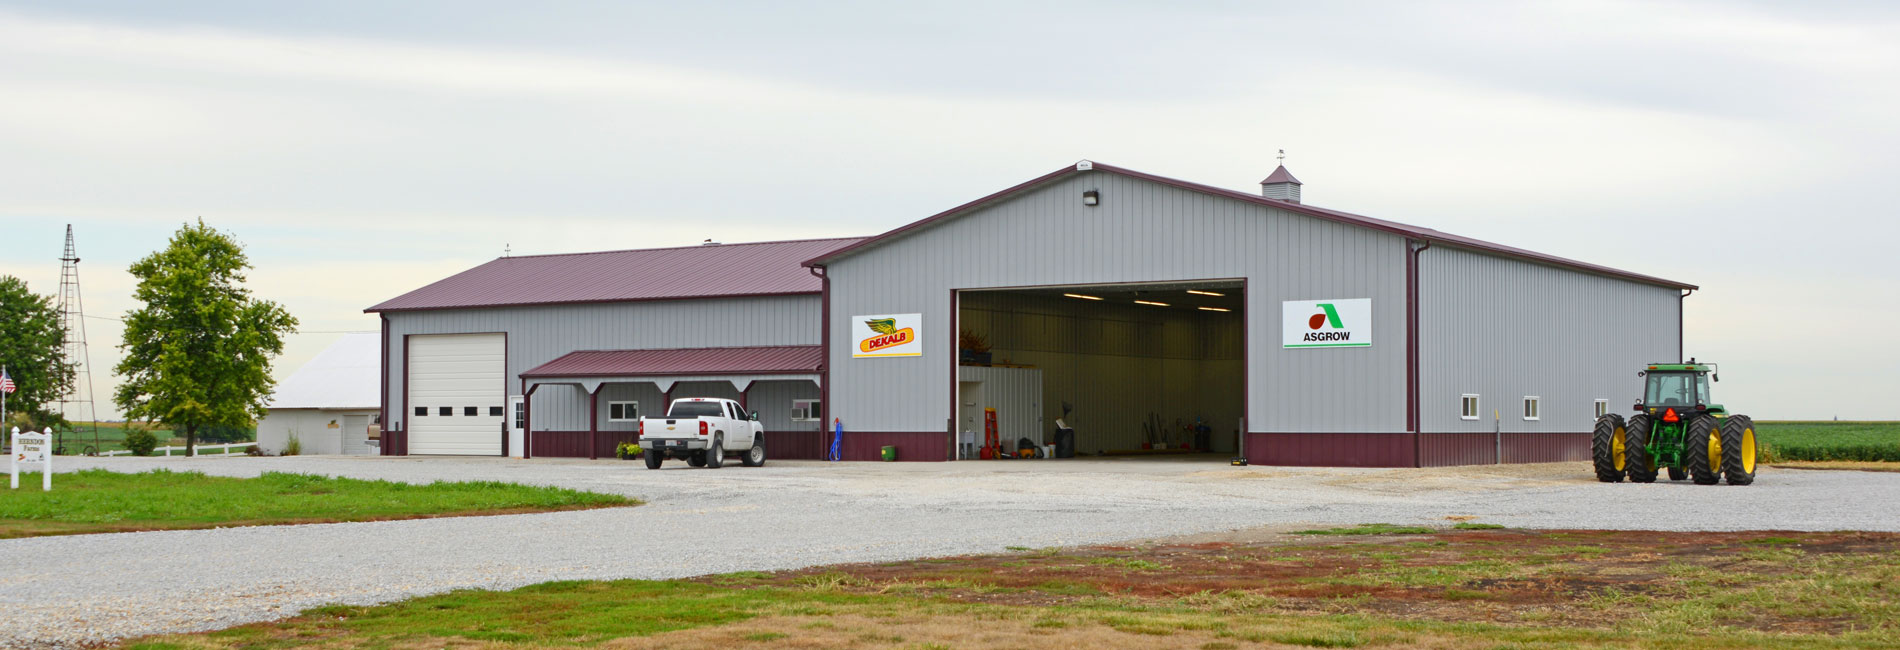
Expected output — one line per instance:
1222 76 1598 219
523 383 540 460
589 384 602 460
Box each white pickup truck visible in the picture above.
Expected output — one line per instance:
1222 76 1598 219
638 398 766 469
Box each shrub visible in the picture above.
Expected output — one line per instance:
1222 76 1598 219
123 427 158 456
615 441 643 459
284 432 302 456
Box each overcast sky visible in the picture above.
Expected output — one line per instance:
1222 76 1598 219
1 1 1894 421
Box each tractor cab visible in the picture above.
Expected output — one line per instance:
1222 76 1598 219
1636 361 1723 423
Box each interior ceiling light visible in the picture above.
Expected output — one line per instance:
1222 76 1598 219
1197 306 1231 312
1063 293 1103 300
1186 290 1224 296
1134 300 1170 307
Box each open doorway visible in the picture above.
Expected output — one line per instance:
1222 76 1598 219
953 280 1245 460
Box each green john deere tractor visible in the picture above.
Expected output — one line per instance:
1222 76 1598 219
1592 360 1757 485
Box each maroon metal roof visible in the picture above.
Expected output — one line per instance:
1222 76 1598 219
367 237 865 313
806 162 1695 290
521 345 823 378
1259 165 1302 185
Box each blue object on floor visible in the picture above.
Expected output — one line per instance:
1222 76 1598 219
829 418 843 461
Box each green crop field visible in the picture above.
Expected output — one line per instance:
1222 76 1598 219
1754 421 1900 463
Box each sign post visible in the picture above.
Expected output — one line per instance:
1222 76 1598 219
11 427 51 491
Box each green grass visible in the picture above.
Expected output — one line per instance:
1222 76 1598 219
1451 522 1505 530
0 469 634 538
1755 421 1900 463
1294 523 1435 536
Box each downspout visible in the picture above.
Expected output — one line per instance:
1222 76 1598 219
1679 289 1693 362
1408 239 1432 467
379 314 389 456
809 265 830 433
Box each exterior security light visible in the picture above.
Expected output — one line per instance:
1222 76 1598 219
1063 293 1103 301
1197 306 1231 312
1134 300 1169 307
1186 290 1224 297
1082 190 1099 206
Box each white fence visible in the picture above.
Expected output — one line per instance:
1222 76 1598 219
100 442 257 457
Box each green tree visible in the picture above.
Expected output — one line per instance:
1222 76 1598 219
0 275 73 430
115 221 297 456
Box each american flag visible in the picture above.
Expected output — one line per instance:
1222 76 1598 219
0 369 15 394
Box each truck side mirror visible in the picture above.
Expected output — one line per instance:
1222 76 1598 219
750 412 759 421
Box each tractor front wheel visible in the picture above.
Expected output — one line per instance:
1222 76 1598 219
1668 466 1686 481
1721 415 1758 486
1625 414 1658 483
1591 414 1627 482
1684 415 1722 485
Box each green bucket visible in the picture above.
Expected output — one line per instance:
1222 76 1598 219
880 445 898 462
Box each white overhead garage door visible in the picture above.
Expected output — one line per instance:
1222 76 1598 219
409 333 505 455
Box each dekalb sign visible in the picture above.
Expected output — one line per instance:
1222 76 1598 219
1283 299 1372 349
852 313 923 358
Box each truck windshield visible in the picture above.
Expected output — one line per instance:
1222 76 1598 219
1644 372 1702 407
667 401 725 418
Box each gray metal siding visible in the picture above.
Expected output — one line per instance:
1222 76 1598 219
1418 246 1680 434
826 170 1409 434
746 379 823 432
384 294 819 434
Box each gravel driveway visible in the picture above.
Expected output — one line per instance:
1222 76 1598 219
4 455 1897 648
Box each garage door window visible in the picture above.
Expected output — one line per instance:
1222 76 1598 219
1460 394 1480 420
438 406 453 417
608 401 639 422
414 406 427 417
463 406 479 417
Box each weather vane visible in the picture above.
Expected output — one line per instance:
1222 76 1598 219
1277 149 1286 165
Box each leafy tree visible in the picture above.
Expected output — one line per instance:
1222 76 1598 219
115 221 298 456
0 275 73 431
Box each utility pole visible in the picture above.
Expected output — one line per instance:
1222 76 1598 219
55 225 100 455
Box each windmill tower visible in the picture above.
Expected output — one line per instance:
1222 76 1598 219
54 225 101 453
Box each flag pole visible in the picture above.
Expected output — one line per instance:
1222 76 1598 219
2 365 9 434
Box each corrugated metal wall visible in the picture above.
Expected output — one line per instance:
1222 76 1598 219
826 170 1409 437
958 291 1243 454
1417 245 1679 464
957 365 1043 452
384 294 819 435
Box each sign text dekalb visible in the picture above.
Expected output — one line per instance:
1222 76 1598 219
1282 299 1372 348
852 313 923 358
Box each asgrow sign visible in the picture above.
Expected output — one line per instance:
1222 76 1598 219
852 313 923 358
1283 299 1371 348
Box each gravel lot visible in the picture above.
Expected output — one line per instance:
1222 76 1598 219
4 455 1898 648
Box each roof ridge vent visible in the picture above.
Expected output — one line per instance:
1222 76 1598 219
1259 149 1302 203
700 239 721 246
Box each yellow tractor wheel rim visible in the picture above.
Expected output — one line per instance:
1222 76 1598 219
1742 428 1756 474
1708 429 1723 474
1612 427 1626 471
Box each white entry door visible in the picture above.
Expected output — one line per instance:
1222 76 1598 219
507 395 525 458
408 333 506 455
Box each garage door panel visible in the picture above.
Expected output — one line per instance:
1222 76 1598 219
410 333 504 455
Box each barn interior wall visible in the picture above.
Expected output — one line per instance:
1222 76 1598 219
958 291 1243 454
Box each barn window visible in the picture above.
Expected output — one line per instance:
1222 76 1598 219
1523 396 1540 421
791 399 820 421
1460 394 1480 420
438 406 453 417
414 406 427 417
1594 399 1608 418
608 401 640 422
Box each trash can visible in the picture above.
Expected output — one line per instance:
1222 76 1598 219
1054 427 1075 458
880 445 898 462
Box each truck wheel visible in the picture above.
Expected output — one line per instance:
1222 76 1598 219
742 435 766 467
1624 414 1657 483
644 451 663 470
1684 414 1721 485
687 452 707 467
1591 414 1627 482
1722 415 1757 486
705 436 724 469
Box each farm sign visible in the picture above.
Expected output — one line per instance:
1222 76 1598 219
10 427 51 491
1282 299 1372 349
852 313 923 358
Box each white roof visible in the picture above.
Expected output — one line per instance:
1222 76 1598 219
268 332 380 409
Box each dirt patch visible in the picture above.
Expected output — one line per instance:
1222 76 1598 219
701 528 1900 634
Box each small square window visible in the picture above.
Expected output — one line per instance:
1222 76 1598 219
489 406 504 417
1594 399 1608 418
1460 394 1480 421
791 399 821 422
438 406 453 417
608 401 640 422
414 406 427 417
1523 396 1541 421
463 406 478 417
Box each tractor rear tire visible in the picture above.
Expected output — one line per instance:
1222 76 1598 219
1591 414 1627 482
1624 414 1658 483
1684 414 1721 485
1722 415 1758 486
